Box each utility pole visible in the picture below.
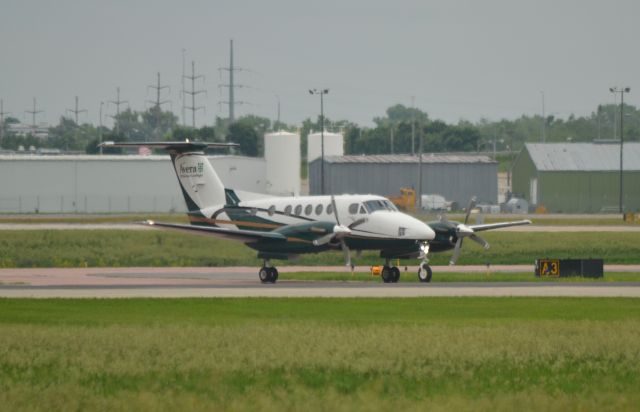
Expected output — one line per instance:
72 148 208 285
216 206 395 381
309 88 329 195
390 124 394 154
219 39 247 123
417 121 423 211
147 72 170 138
540 91 546 142
183 61 205 128
66 96 87 124
99 101 104 155
25 97 43 129
181 48 187 126
0 99 11 143
610 87 631 215
411 96 416 155
109 87 128 135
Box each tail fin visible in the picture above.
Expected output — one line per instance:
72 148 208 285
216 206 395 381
171 152 226 211
99 140 238 212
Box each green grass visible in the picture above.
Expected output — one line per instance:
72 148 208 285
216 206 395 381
280 271 640 282
0 213 188 224
0 298 639 411
0 230 639 268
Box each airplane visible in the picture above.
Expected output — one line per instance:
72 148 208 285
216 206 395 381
99 140 531 284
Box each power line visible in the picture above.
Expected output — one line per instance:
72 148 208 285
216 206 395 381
66 96 87 125
108 87 129 134
183 61 206 128
219 39 249 123
25 97 43 128
147 72 171 134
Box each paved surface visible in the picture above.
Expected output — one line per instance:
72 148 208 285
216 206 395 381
1 266 640 298
1 223 640 232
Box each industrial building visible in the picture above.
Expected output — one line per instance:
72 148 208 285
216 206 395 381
0 155 266 213
309 154 498 206
511 142 640 213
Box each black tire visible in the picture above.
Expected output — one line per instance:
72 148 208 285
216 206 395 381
418 264 432 283
259 267 271 283
381 266 394 283
391 266 400 283
269 267 279 283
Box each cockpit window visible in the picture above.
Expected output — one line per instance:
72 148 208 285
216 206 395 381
364 199 397 213
359 205 367 214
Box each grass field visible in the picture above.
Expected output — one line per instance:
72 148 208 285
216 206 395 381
0 298 639 411
280 271 640 282
0 229 639 268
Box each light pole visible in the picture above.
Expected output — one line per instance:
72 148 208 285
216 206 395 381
309 88 329 195
609 87 630 215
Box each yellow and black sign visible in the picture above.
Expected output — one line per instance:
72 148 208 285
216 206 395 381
537 259 560 277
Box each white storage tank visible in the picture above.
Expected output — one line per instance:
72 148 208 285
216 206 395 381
307 131 344 162
264 131 300 196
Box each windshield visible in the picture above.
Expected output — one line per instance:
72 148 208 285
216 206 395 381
364 199 397 213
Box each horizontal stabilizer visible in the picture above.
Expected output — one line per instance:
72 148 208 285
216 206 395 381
99 140 239 153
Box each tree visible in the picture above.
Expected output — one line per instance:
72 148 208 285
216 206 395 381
227 121 259 156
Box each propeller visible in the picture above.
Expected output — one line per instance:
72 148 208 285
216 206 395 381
312 195 362 268
449 196 490 265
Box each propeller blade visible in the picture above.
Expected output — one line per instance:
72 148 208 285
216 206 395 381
331 195 341 226
449 238 463 265
340 239 352 268
348 217 367 229
470 234 490 250
463 196 477 224
312 233 334 246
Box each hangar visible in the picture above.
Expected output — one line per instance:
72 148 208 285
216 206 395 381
0 155 265 213
511 142 640 213
308 154 498 206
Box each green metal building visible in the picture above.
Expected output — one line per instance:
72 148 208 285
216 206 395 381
512 143 640 213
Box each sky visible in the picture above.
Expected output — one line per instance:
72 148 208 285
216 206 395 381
1 0 639 128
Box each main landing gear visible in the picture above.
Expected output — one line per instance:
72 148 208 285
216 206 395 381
258 260 279 284
381 259 401 283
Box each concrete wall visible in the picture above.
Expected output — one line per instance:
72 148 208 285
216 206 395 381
0 155 265 213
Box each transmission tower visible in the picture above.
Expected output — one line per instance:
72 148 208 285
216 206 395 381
219 39 248 123
25 97 43 128
147 72 171 133
108 87 129 134
183 61 206 128
0 99 11 142
66 96 88 124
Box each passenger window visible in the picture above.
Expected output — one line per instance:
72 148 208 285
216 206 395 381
284 205 292 215
305 204 312 215
348 203 358 214
268 205 276 216
326 204 333 215
315 204 323 215
294 205 302 215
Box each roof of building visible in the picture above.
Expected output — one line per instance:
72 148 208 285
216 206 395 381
318 154 496 164
525 142 640 171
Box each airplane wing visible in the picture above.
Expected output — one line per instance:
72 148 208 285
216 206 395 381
142 220 286 242
468 219 532 232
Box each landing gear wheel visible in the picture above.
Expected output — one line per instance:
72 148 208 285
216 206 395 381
418 263 432 283
391 266 400 283
259 267 271 283
269 267 279 283
381 266 394 283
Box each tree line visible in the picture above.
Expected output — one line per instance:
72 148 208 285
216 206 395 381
1 102 639 157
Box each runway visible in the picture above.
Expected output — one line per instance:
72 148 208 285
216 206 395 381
2 266 640 298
